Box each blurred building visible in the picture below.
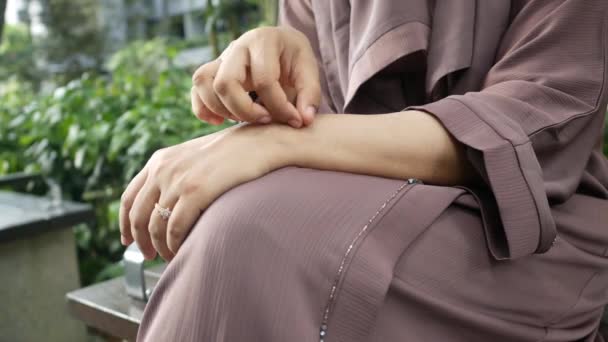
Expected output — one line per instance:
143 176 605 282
102 0 215 67
100 0 211 53
10 0 214 69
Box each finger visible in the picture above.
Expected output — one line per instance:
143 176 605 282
148 192 178 261
129 181 160 259
292 51 321 126
166 195 207 254
191 87 224 125
119 167 148 245
257 82 301 127
249 43 302 127
192 60 233 119
283 85 297 104
214 46 271 123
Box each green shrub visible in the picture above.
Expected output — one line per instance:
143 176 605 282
0 25 38 84
0 38 231 284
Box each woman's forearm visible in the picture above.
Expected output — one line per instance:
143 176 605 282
268 111 477 185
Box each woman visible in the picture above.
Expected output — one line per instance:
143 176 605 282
122 1 608 341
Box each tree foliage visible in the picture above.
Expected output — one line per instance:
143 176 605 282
204 0 265 57
37 0 104 82
0 0 7 43
0 25 38 84
0 39 231 284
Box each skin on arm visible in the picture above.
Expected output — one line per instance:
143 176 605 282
267 111 477 186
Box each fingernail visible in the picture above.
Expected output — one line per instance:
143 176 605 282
257 116 271 124
305 106 317 117
120 236 126 245
288 119 302 128
144 251 156 260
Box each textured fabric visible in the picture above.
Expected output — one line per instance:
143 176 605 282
138 1 608 341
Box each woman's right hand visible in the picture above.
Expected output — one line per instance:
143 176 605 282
191 26 321 128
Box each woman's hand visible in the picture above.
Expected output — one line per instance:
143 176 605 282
119 123 288 261
118 109 474 261
191 26 320 128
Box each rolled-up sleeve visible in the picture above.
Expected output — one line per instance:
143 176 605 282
410 0 608 259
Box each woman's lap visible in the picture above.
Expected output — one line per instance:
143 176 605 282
137 167 605 342
137 166 410 341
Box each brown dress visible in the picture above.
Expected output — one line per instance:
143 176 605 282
137 1 608 341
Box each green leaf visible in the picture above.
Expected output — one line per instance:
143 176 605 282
0 2 257 285
74 147 86 169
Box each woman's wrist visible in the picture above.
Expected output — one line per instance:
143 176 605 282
259 114 361 174
227 121 305 173
258 121 308 170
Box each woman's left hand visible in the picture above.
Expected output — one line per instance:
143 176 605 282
119 124 287 261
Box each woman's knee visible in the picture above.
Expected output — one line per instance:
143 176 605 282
179 176 288 265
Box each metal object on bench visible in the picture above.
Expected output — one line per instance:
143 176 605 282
124 244 154 301
67 247 166 341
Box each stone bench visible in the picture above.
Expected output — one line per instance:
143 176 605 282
0 174 94 341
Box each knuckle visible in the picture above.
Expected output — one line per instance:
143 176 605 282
130 215 146 231
150 149 165 163
134 219 147 231
166 227 184 251
120 191 132 207
167 226 183 241
147 162 162 178
252 76 273 90
192 67 210 85
180 181 201 195
150 149 170 168
149 226 165 241
278 26 307 47
243 28 259 39
164 159 178 174
243 27 270 41
212 78 231 96
284 26 303 40
295 30 310 46
192 71 204 86
229 44 247 57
